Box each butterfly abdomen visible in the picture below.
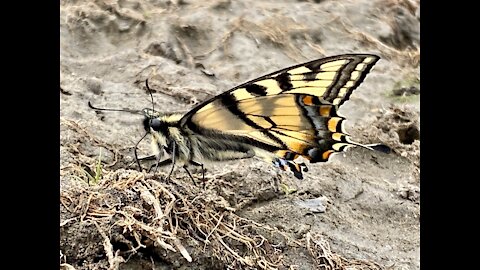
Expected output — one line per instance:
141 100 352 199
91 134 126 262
191 139 255 163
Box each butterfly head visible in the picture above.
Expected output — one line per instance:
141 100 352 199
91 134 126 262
142 108 163 133
141 109 185 155
141 109 182 132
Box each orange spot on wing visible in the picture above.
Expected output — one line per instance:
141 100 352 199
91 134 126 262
288 141 307 153
322 150 334 160
302 95 314 105
319 105 332 116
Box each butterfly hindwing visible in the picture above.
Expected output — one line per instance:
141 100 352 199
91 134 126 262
178 54 380 178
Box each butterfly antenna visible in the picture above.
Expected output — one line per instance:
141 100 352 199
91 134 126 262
88 101 144 115
145 79 155 115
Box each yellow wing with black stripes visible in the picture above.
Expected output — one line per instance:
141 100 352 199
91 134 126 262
179 54 388 179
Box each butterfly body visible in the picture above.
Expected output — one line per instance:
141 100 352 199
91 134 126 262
144 111 262 166
137 54 390 180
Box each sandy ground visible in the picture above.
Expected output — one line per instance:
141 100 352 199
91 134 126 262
60 0 420 269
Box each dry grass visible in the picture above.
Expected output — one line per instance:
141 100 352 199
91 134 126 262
61 167 290 269
307 233 384 270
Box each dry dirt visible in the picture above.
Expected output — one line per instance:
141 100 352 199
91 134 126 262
60 0 420 269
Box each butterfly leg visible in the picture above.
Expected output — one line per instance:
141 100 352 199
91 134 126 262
147 158 172 173
190 160 205 181
134 132 149 171
153 152 163 174
182 165 197 186
137 154 169 173
166 141 176 180
138 155 156 161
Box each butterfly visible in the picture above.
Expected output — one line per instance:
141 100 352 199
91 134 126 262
90 54 390 181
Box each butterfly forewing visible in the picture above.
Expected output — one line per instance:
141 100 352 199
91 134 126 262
180 54 378 124
176 54 379 177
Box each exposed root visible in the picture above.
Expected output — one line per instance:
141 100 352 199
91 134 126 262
94 221 125 270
